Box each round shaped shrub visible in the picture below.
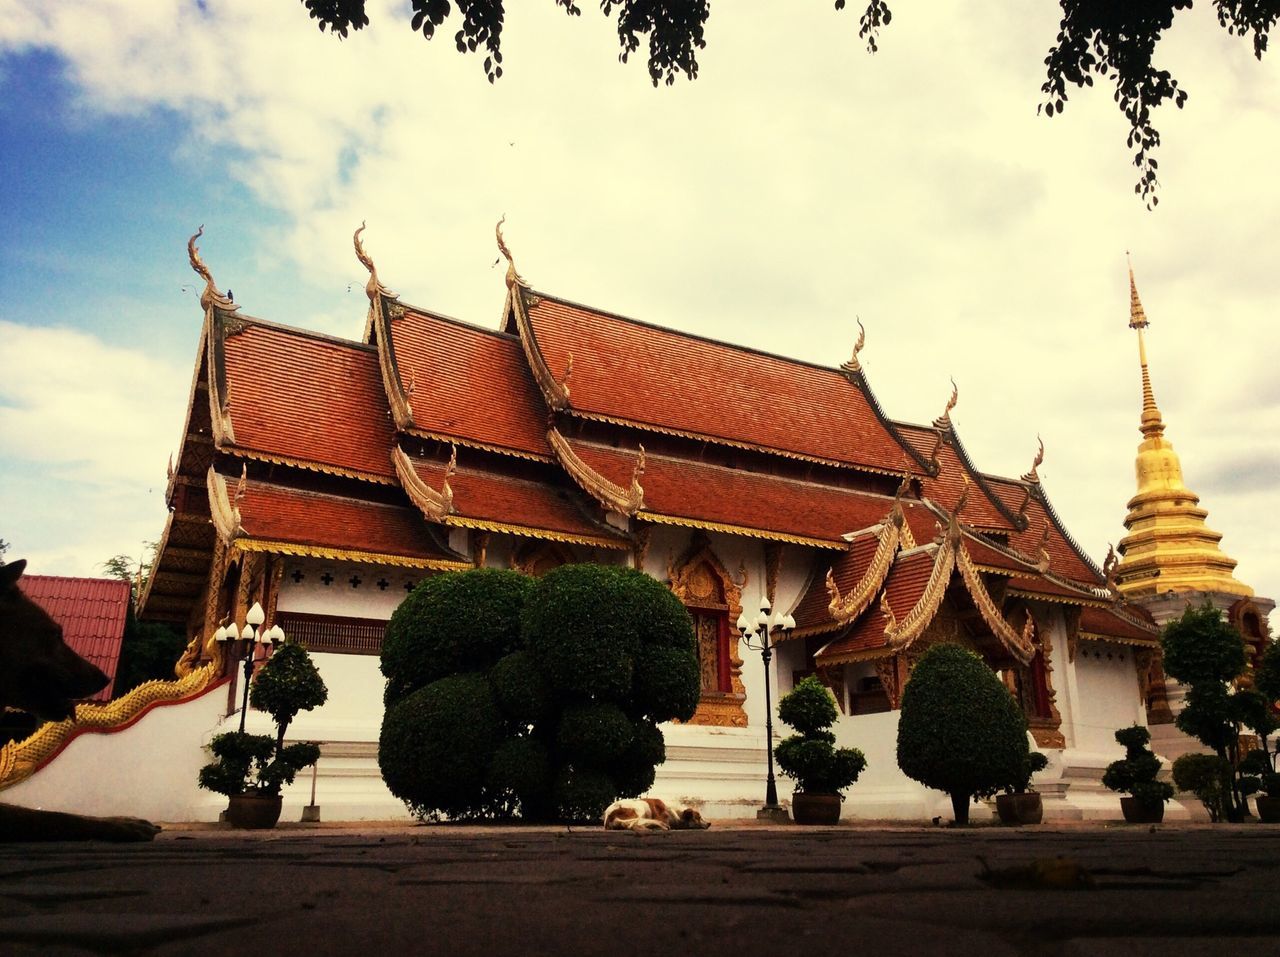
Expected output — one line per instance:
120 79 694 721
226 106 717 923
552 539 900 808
523 564 696 705
487 735 554 819
553 766 618 822
381 569 532 707
777 675 839 738
556 701 635 769
896 643 1029 823
378 673 504 818
249 640 328 738
631 645 700 722
490 650 552 726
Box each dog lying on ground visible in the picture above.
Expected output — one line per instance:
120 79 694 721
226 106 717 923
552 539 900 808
603 798 711 831
0 559 161 842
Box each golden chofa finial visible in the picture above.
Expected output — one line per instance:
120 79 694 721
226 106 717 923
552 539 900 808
1127 251 1148 330
841 318 866 373
932 378 958 429
187 226 236 312
354 222 397 301
495 215 527 289
1021 435 1045 484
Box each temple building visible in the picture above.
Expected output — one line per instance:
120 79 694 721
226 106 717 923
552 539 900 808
106 225 1174 821
1111 264 1274 757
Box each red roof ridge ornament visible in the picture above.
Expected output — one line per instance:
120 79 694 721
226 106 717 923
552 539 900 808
496 215 527 290
353 222 399 301
1021 435 1045 484
187 226 237 313
840 317 866 374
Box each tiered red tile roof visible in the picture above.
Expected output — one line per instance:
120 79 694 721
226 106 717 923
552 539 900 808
814 549 940 665
894 423 1016 530
233 477 465 568
1079 605 1160 643
402 450 629 548
19 576 131 701
387 309 551 458
520 293 914 474
223 322 396 480
563 437 895 546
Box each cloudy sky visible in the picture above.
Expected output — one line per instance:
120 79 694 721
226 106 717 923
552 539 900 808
1 1 1277 604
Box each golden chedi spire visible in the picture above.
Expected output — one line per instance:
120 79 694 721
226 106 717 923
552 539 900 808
1114 257 1251 600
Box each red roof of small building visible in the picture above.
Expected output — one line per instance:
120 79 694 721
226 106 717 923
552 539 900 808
388 309 552 458
223 322 397 480
235 479 465 567
18 575 131 701
564 437 904 546
790 532 884 635
521 293 914 474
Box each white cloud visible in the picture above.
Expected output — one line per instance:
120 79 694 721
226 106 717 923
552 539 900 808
1 0 1277 599
0 319 188 575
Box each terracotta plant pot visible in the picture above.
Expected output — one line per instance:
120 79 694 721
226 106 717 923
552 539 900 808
226 793 284 830
1120 796 1165 824
791 792 841 825
1256 796 1280 823
995 792 1043 826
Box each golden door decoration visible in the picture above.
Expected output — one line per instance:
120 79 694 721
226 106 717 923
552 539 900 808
667 537 747 728
512 540 575 578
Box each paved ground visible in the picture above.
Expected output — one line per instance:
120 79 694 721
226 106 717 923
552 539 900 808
2 821 1279 956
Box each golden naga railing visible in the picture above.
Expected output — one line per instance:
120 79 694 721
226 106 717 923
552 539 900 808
0 649 226 792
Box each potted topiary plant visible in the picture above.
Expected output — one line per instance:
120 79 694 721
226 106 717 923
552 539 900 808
199 638 328 828
774 676 867 824
1241 745 1280 823
994 750 1049 825
1102 724 1173 823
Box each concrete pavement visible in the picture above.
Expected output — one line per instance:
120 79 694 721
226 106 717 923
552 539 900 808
2 821 1279 955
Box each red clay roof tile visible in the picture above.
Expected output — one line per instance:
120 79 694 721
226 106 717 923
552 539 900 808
565 438 908 545
223 323 396 479
389 310 551 458
524 295 913 474
1079 605 1161 643
18 575 131 701
815 549 940 663
236 479 460 564
404 452 628 546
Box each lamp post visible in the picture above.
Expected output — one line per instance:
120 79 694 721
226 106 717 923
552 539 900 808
737 593 795 822
215 602 284 733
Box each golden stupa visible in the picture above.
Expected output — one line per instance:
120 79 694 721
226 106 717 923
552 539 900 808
1114 261 1252 600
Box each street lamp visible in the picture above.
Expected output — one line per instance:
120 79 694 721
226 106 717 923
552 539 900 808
215 601 284 733
737 593 796 821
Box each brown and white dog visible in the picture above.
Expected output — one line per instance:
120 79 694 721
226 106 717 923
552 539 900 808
0 559 161 842
603 798 711 831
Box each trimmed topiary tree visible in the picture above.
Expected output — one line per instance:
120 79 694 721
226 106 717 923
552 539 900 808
378 672 506 819
381 569 532 707
774 676 867 807
1102 724 1174 819
896 643 1029 825
378 563 700 823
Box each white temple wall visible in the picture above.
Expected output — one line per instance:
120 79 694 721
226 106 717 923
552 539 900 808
1069 639 1146 752
276 557 421 619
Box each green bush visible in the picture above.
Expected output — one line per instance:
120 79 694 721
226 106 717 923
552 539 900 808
1005 751 1050 795
631 645 700 722
774 676 866 798
1172 752 1231 821
382 569 532 707
896 644 1029 824
378 673 505 819
1102 724 1174 806
489 650 552 726
553 766 618 822
556 701 635 769
523 564 695 705
378 564 697 823
487 735 553 819
250 641 328 746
